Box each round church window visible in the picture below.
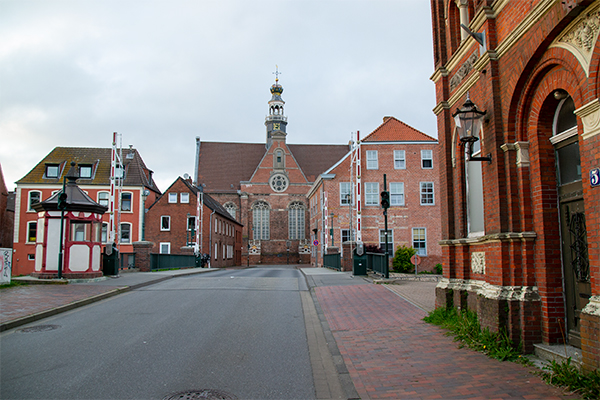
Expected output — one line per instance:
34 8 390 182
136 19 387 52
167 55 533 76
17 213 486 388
270 174 289 192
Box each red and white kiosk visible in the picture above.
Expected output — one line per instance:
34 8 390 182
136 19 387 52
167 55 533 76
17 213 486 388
31 163 107 279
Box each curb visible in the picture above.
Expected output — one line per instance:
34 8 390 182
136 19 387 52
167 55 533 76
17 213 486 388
0 268 221 332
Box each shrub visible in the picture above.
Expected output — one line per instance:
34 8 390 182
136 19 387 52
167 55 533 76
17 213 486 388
435 263 443 275
392 245 416 273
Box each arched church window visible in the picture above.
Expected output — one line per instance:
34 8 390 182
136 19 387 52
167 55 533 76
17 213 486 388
224 202 237 220
288 202 305 240
252 201 270 240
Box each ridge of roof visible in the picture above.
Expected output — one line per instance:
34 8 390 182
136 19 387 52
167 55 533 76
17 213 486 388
362 116 437 143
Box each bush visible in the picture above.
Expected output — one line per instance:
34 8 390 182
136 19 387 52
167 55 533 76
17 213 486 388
435 263 443 275
392 245 416 273
365 244 383 254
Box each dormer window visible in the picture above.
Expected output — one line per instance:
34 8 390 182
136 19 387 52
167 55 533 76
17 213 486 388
45 164 60 178
79 165 93 179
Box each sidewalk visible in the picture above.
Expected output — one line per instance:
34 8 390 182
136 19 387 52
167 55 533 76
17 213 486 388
315 284 576 399
0 268 218 332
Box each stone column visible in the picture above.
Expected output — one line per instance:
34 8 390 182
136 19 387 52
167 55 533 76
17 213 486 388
133 241 153 272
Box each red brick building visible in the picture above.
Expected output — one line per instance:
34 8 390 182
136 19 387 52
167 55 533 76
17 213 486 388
0 163 15 249
12 147 160 276
145 176 242 267
308 117 442 272
430 0 599 370
196 78 349 265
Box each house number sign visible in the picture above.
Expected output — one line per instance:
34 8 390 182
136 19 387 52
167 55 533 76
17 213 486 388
591 168 600 187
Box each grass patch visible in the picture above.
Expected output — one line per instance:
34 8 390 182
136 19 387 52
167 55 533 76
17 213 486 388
423 307 525 362
540 358 600 399
0 280 29 290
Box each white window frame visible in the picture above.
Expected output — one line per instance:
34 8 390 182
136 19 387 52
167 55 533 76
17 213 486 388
253 201 270 240
224 203 237 220
79 165 93 179
101 222 108 244
365 182 379 206
121 192 133 212
420 182 435 205
366 150 378 170
394 150 406 169
180 193 189 203
28 191 41 211
120 223 132 244
341 228 355 243
161 215 171 231
168 193 177 203
340 182 353 205
412 227 427 256
379 229 393 254
97 191 109 207
421 149 433 169
45 164 59 178
288 202 305 240
159 242 171 254
27 221 37 243
390 182 405 206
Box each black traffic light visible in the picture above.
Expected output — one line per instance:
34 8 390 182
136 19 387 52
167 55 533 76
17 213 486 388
380 190 390 209
58 192 68 210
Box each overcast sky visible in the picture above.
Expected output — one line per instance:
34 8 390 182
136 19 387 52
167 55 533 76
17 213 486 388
0 0 436 192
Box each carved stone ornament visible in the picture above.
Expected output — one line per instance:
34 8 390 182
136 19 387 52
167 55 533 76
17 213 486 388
298 239 311 254
575 98 600 140
471 251 486 274
553 6 600 76
249 239 261 255
450 53 478 91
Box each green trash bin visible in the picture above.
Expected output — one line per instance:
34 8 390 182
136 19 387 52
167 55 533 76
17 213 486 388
102 244 119 276
353 250 367 276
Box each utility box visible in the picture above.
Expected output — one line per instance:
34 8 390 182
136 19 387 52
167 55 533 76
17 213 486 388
353 248 367 276
102 244 119 276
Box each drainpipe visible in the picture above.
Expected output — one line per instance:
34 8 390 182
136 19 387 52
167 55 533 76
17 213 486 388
193 137 200 186
208 209 216 268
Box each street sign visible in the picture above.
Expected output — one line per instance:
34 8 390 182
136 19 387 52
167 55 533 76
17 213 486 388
313 240 319 246
411 254 421 266
591 168 600 187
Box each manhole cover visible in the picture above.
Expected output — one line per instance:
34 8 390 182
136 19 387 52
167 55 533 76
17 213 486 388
18 325 61 333
163 389 237 400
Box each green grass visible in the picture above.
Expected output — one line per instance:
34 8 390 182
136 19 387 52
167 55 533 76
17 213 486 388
540 358 600 400
0 280 29 290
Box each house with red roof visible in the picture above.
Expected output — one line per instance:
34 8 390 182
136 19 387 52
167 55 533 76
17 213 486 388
307 116 442 271
12 146 160 276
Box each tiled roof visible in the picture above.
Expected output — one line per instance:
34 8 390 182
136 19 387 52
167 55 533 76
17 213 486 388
16 147 160 193
197 141 349 191
362 117 437 142
180 178 241 225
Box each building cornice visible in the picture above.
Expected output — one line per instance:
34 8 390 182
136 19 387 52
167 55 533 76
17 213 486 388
439 231 537 246
437 278 541 302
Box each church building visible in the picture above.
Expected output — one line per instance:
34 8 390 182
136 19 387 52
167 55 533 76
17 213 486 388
196 76 349 264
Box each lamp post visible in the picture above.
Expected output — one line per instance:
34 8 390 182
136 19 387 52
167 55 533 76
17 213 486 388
453 94 492 163
141 189 149 241
330 212 334 247
286 240 291 264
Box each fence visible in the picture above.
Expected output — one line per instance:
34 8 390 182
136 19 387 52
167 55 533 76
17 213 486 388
366 252 388 275
150 254 197 271
323 253 342 271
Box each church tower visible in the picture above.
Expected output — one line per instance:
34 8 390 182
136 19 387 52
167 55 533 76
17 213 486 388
265 67 287 149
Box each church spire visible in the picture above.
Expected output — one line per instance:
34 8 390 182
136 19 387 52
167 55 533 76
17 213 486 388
265 65 287 149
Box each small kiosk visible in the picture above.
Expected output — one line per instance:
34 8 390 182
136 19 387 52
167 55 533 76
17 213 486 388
31 163 107 279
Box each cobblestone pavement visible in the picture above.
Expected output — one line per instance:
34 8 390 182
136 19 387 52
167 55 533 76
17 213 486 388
0 284 120 324
315 284 576 400
383 280 437 312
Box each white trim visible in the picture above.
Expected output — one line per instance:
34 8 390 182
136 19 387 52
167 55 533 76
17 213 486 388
160 215 171 231
168 192 177 203
159 242 171 254
412 227 427 257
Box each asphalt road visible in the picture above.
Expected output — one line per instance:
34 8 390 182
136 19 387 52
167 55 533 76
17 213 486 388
0 267 317 400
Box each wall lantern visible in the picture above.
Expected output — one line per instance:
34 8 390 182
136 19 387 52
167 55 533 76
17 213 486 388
453 95 492 163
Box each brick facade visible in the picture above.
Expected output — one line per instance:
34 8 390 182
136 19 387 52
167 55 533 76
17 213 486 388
430 0 599 370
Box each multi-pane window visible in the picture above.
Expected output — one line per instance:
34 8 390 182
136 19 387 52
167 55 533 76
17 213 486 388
160 242 171 254
168 193 177 203
340 182 353 205
289 202 305 240
161 216 170 231
27 221 37 243
79 165 92 178
45 164 59 178
379 229 393 254
97 192 109 207
274 149 285 169
120 223 131 244
121 192 132 211
365 182 379 205
390 182 404 206
394 150 406 169
341 229 356 243
101 223 108 243
71 222 91 241
253 201 270 240
366 150 378 169
180 193 189 203
224 203 237 220
28 191 41 211
187 216 196 231
412 228 427 256
420 182 434 205
421 150 433 169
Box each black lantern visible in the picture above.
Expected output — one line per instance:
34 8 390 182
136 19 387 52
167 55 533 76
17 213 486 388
453 95 492 163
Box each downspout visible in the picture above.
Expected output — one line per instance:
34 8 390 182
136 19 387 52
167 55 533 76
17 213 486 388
208 209 216 268
194 137 200 186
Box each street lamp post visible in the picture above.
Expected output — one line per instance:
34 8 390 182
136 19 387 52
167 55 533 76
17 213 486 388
453 94 491 163
330 212 334 247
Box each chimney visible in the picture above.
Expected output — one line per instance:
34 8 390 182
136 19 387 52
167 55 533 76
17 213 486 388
383 116 392 123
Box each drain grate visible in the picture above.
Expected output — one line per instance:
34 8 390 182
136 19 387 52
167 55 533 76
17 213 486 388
162 389 238 400
18 325 61 333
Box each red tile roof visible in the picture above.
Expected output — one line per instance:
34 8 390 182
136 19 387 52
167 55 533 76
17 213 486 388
362 116 437 142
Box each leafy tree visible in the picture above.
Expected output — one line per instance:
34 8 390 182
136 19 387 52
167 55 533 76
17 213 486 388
392 245 416 273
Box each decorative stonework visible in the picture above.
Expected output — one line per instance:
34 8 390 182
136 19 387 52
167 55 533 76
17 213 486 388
450 53 478 91
248 239 261 255
298 239 311 254
575 98 600 140
582 295 600 316
471 252 486 274
437 278 541 302
515 142 529 167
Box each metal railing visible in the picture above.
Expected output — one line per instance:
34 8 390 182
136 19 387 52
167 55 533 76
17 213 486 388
366 252 387 275
150 254 197 271
323 253 342 271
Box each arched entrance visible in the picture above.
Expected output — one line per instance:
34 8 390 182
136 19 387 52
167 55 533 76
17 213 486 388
552 94 591 347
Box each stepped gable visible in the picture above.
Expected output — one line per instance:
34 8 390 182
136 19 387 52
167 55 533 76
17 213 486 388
287 144 349 182
362 116 437 142
197 142 266 192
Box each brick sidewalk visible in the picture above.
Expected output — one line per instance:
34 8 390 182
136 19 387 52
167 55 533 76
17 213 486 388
315 285 576 400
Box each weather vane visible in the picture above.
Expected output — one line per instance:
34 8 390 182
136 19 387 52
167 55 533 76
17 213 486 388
273 65 281 83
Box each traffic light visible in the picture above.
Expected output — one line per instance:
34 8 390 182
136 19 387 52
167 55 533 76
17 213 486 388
58 192 68 210
380 190 390 209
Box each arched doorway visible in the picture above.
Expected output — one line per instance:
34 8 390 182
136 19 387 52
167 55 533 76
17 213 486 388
551 93 591 347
